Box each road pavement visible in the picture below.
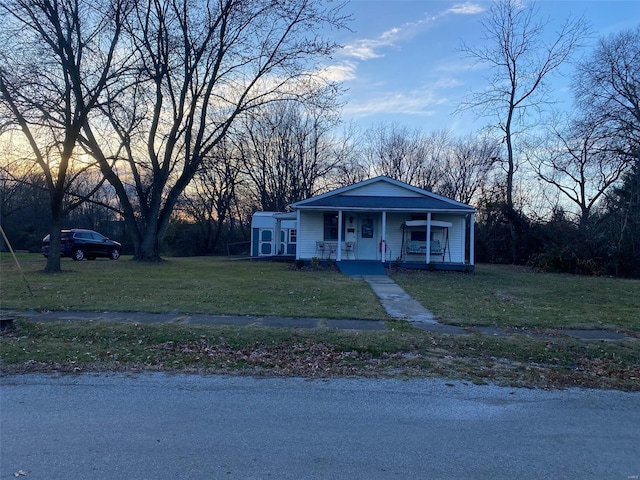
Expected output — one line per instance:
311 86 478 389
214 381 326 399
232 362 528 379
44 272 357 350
1 374 639 479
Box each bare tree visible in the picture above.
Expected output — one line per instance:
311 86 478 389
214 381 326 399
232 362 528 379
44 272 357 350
238 99 342 212
365 123 446 190
80 0 348 260
327 123 369 189
439 134 499 205
176 137 244 253
458 0 589 262
0 0 129 271
574 25 640 166
529 113 628 229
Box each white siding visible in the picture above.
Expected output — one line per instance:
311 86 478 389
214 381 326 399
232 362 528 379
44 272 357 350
384 213 406 261
433 214 465 263
343 182 422 197
297 211 325 259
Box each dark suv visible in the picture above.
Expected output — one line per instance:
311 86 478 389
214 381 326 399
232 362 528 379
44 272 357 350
42 229 122 261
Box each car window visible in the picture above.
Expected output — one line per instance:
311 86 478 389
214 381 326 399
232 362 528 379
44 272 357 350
91 232 105 241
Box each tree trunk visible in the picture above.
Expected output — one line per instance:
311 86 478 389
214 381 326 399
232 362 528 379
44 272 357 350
44 211 63 273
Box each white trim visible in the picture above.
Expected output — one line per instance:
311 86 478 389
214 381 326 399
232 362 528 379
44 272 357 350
470 213 475 266
381 211 387 262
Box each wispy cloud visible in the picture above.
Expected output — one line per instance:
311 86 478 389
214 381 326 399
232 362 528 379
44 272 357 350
341 2 484 62
343 79 460 117
317 62 358 82
447 2 485 15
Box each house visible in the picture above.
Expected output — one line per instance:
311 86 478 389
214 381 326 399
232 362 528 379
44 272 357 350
251 176 475 271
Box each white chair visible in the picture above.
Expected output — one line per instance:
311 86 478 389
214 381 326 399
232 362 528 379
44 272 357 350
344 241 355 259
316 241 325 258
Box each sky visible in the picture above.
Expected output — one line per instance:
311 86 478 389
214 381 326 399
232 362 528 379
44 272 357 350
322 0 640 135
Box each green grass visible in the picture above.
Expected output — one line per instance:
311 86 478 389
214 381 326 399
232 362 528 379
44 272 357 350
0 254 386 320
390 265 640 330
2 254 639 390
2 319 638 391
2 254 639 330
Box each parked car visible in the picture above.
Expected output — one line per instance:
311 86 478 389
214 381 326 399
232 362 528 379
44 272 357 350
42 229 122 261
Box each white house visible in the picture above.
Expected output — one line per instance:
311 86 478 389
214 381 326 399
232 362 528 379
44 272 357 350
251 176 476 271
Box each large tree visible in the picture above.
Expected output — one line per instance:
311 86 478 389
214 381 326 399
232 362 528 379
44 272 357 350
529 113 628 230
365 123 447 191
236 99 342 212
80 0 347 260
438 134 499 205
459 0 589 262
572 25 640 276
574 25 640 169
0 0 128 271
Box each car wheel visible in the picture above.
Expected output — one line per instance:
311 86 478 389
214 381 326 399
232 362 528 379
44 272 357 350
110 248 120 260
72 248 85 261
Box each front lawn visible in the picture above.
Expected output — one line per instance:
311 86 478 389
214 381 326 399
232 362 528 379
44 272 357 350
0 254 385 320
391 265 639 331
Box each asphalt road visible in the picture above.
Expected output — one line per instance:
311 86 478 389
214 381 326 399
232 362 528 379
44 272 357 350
1 374 639 480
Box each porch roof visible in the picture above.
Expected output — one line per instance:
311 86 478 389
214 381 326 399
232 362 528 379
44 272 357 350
291 195 474 213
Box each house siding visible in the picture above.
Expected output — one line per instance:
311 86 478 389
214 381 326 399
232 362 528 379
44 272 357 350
343 182 422 198
297 211 325 259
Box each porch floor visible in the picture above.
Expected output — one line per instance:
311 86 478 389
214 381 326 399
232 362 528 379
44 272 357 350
337 261 386 276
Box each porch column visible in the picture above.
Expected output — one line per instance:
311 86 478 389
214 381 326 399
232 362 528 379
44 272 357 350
337 210 343 261
381 211 387 262
426 212 431 265
469 213 475 266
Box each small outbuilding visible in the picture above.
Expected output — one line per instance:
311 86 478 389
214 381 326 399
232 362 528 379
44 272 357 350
250 211 297 258
251 176 475 271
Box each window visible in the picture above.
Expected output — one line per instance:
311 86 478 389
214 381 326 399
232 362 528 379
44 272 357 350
289 229 297 243
323 213 345 240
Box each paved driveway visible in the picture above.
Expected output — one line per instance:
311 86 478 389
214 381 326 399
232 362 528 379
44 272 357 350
1 374 639 479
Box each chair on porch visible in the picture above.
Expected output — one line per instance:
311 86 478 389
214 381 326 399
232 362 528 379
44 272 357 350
316 241 326 259
343 241 356 260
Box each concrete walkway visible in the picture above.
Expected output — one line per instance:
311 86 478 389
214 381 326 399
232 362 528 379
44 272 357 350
361 275 438 324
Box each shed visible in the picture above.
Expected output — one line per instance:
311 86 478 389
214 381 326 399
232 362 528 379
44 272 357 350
250 211 297 257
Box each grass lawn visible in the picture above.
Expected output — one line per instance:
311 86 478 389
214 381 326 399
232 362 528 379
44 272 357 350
390 265 640 331
2 254 639 390
0 254 386 319
2 254 638 330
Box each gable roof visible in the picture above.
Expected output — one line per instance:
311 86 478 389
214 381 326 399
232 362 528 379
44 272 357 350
290 176 474 213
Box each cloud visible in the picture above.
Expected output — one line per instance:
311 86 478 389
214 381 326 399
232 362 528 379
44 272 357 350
447 2 485 15
317 62 358 82
342 42 385 61
343 80 458 117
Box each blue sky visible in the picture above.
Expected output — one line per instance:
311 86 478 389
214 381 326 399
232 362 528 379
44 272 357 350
324 0 640 134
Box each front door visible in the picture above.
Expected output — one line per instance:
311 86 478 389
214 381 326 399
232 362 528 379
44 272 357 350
357 214 378 260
